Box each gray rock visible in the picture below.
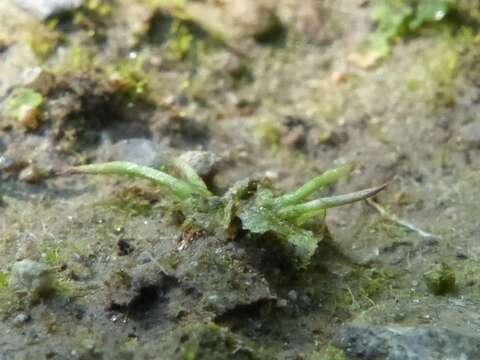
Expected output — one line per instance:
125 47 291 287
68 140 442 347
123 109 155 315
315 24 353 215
9 259 55 296
334 325 480 360
100 138 172 168
178 150 219 178
459 122 480 147
11 0 84 20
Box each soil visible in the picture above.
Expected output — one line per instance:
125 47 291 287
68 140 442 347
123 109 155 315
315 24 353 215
1 0 480 359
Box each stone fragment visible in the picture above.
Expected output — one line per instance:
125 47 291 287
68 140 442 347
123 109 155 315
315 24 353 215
178 150 219 179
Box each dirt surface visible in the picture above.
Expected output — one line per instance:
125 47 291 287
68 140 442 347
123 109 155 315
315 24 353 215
1 0 480 359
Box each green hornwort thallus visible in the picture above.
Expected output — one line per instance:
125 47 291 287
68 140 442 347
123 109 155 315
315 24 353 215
65 160 386 269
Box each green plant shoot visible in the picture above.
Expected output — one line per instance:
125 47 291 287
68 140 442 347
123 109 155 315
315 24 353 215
64 160 386 269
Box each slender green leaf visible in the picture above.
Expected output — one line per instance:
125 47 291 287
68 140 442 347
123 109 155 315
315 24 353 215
64 161 203 200
274 164 354 209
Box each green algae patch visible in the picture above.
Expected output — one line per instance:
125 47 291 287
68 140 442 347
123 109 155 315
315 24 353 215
424 262 456 295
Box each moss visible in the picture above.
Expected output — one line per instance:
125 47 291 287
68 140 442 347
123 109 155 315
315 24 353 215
43 247 62 268
359 267 397 300
455 260 480 302
0 272 9 290
146 6 220 64
40 239 78 269
460 260 480 289
101 187 157 218
423 262 456 295
167 19 218 64
54 278 80 303
334 287 358 313
331 266 400 314
107 57 150 100
28 21 62 61
71 0 113 42
66 45 96 71
167 20 195 61
309 345 347 360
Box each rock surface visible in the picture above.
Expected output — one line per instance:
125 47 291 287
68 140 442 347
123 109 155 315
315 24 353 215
335 325 480 360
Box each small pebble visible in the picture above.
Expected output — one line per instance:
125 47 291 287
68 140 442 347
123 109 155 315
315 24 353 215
17 106 40 131
178 151 219 178
138 251 152 264
18 165 45 184
13 313 30 325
